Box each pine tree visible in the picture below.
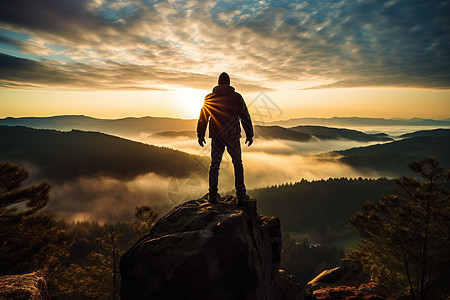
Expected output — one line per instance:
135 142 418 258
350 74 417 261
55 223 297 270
133 205 158 233
0 162 49 219
91 225 123 300
58 224 124 300
349 157 450 299
0 162 74 298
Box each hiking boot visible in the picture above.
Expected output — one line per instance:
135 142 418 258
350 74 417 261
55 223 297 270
237 194 250 206
208 193 219 203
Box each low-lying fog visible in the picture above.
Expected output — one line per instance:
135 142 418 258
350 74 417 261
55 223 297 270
45 134 392 222
42 124 449 222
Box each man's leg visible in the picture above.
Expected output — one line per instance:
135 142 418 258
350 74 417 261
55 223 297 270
209 138 225 201
226 138 247 200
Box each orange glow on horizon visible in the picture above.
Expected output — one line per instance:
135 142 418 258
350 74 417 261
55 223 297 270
0 87 449 120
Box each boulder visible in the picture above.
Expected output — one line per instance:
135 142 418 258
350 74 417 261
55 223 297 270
306 260 390 300
0 273 49 300
306 259 369 294
120 195 301 300
307 284 391 300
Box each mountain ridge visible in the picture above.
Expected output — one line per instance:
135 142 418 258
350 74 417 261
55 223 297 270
399 128 450 138
0 115 198 138
148 125 392 143
2 115 449 136
288 125 392 142
336 135 450 176
0 125 207 183
266 116 450 128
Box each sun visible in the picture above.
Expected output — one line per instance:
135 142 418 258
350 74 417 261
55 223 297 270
177 88 209 119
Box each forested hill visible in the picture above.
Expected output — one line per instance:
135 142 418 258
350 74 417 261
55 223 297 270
399 128 450 138
0 126 207 182
267 117 450 128
248 177 394 242
289 125 391 142
254 125 311 142
254 124 391 142
150 125 391 143
337 135 450 176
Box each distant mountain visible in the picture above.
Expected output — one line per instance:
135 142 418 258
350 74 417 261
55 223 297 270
150 125 391 143
289 125 392 142
3 115 448 142
254 125 311 142
148 126 312 142
0 126 207 183
399 128 450 138
336 135 450 176
149 125 311 142
0 115 197 139
266 117 450 128
150 131 197 139
148 126 311 142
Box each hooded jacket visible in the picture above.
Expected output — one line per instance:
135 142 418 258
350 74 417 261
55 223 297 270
197 84 253 141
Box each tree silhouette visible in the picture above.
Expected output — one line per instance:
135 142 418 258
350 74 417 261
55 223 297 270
0 161 73 297
0 162 49 219
57 224 125 300
134 205 158 233
349 157 449 299
93 225 123 300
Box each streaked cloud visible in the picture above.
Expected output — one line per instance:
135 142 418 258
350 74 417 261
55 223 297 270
0 0 449 91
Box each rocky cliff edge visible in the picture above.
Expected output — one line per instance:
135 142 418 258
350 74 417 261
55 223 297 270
120 195 302 300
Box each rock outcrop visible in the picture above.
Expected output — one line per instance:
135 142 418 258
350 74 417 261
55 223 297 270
120 195 302 300
0 273 49 300
306 260 390 300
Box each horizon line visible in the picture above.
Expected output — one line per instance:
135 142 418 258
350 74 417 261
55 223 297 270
1 114 450 122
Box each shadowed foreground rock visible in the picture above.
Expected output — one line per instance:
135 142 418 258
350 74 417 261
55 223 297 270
120 195 302 300
0 273 49 300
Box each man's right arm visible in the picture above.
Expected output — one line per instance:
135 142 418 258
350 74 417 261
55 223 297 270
197 102 209 146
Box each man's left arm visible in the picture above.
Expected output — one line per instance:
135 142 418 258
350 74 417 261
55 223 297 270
237 93 253 146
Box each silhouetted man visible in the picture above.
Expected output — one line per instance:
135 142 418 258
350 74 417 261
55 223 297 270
197 72 253 204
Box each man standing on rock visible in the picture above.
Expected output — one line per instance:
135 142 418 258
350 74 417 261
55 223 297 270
197 72 254 205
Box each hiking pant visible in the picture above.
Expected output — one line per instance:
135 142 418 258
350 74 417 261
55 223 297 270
209 137 246 198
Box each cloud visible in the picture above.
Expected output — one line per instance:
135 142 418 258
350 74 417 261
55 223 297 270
0 0 449 90
0 52 269 91
0 35 24 49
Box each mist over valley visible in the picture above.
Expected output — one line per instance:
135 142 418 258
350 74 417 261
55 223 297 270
1 116 449 223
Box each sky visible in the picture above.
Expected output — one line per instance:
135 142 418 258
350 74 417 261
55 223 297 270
0 0 449 120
